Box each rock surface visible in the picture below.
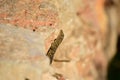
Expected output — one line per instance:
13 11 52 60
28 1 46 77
0 0 112 80
0 24 55 80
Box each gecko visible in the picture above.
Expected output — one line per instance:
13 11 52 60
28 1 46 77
46 30 64 64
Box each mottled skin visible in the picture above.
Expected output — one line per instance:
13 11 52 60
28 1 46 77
46 30 64 64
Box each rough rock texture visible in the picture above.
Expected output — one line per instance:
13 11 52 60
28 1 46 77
0 24 56 80
0 0 114 80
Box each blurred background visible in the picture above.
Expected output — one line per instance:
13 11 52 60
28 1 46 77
0 0 120 80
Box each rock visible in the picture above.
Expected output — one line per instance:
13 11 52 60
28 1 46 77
0 0 109 80
0 24 54 80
